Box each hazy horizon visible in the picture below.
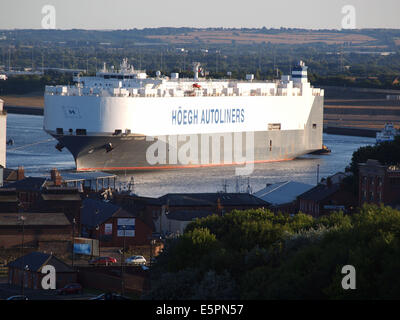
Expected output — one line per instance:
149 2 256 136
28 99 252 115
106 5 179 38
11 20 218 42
0 0 399 30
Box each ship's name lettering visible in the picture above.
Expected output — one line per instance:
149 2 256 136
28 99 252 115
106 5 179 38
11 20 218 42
172 108 245 125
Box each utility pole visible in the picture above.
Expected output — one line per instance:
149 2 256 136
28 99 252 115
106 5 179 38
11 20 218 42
19 216 26 296
72 218 76 267
8 47 11 71
121 226 126 295
216 52 218 73
317 164 320 185
31 46 34 70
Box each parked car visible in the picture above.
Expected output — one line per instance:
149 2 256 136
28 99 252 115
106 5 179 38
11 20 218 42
125 255 146 265
89 256 117 266
89 292 131 300
57 283 83 295
6 295 28 300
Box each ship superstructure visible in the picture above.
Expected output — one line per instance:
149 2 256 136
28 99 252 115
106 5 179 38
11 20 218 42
44 59 324 171
376 123 399 143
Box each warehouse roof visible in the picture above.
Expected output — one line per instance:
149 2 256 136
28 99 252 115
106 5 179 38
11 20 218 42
254 181 314 205
0 212 71 226
159 193 270 207
298 183 341 201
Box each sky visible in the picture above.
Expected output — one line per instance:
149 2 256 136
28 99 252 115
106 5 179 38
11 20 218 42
0 0 399 30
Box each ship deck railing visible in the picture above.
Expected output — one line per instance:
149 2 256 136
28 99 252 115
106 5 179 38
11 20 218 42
45 87 324 98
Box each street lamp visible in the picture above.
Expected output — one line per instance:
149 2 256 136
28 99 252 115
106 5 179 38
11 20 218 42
19 215 26 296
96 225 100 258
150 239 156 267
22 265 29 296
72 218 76 267
120 225 126 295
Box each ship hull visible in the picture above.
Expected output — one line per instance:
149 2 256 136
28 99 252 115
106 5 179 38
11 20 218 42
49 96 323 171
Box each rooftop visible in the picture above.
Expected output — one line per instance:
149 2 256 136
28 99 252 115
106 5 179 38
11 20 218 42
81 198 133 228
7 252 75 273
3 177 46 191
298 183 341 202
58 171 117 183
0 212 71 226
41 192 82 201
167 210 215 222
0 189 18 203
159 193 270 207
254 181 314 205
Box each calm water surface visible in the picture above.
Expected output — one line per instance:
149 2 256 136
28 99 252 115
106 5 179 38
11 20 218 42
6 113 376 197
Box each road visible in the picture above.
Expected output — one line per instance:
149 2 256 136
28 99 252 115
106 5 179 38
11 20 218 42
0 278 96 300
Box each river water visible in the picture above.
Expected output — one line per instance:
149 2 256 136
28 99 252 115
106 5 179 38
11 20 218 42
5 113 376 197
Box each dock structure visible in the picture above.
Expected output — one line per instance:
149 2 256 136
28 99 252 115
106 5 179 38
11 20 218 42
60 171 117 192
0 99 6 168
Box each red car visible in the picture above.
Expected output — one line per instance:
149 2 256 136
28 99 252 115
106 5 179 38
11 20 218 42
89 256 117 266
57 283 82 295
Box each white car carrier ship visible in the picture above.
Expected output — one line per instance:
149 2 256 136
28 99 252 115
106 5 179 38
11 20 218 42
44 59 324 171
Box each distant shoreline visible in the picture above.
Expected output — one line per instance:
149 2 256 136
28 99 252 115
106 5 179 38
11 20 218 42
4 105 43 116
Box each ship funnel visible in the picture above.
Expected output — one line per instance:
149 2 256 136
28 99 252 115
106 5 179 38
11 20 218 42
192 62 201 81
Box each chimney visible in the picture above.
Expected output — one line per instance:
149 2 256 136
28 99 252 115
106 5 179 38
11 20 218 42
17 166 25 181
50 168 62 186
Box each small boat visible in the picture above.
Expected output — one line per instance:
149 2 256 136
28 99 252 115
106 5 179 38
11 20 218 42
376 123 398 144
310 144 331 155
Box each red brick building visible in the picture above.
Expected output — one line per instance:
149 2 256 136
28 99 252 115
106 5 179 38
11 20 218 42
0 212 72 248
155 193 270 235
0 188 20 213
2 177 47 211
80 198 153 247
35 186 82 231
297 179 356 217
358 159 400 207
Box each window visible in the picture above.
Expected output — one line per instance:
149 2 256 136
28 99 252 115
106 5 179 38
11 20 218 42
76 129 87 136
113 129 122 136
268 123 281 131
312 123 317 129
269 140 272 151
